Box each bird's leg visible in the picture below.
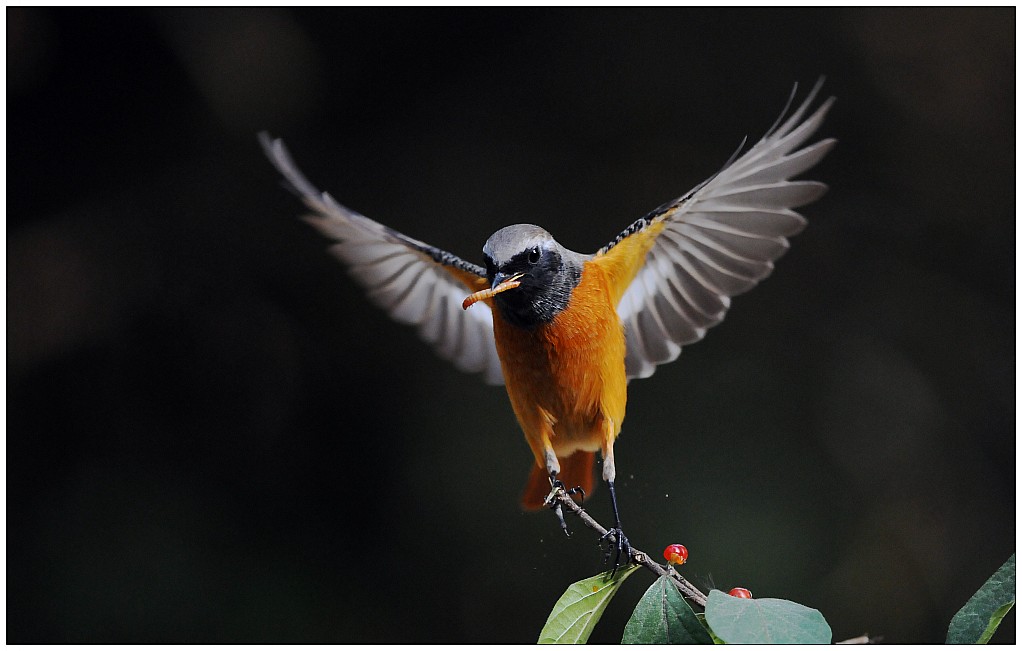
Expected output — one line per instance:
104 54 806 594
542 450 572 537
599 444 631 572
602 479 631 565
545 470 573 537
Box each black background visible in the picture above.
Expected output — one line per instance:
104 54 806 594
8 7 1014 643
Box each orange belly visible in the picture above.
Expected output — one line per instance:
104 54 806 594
493 261 628 466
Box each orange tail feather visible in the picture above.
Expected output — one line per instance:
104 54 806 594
520 450 596 510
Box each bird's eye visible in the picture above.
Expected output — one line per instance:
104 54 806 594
528 247 541 264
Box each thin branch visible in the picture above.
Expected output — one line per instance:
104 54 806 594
550 487 877 643
546 486 708 607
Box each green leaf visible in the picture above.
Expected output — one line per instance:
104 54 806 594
538 565 640 644
622 575 714 644
696 613 726 644
704 589 832 644
947 554 1016 644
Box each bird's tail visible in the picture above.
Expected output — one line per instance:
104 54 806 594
520 450 596 510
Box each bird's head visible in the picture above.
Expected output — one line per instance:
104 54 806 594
462 224 584 329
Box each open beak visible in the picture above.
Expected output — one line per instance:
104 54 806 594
462 272 525 310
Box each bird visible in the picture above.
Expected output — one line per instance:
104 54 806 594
261 81 835 563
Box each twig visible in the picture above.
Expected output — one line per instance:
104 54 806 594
549 487 877 641
546 486 708 607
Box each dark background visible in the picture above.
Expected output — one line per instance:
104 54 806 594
8 7 1014 643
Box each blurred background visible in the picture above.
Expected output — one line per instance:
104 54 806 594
7 7 1014 643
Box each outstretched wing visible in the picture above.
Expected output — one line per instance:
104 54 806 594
591 81 836 380
261 134 505 385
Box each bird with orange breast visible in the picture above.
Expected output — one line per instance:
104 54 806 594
261 81 834 564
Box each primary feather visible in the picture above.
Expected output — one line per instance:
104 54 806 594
260 134 505 385
597 81 835 379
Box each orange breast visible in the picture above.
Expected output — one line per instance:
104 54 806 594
493 261 628 464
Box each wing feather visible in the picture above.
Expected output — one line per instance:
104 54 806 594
261 134 504 385
594 82 835 380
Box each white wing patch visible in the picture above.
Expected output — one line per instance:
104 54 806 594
618 83 836 379
261 135 504 385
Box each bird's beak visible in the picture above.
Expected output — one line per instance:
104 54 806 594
462 272 525 310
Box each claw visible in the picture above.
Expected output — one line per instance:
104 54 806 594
552 501 571 537
543 477 565 506
600 527 632 574
566 485 586 506
544 477 573 537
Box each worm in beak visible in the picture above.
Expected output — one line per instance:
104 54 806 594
462 273 524 310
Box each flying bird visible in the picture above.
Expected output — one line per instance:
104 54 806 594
261 81 834 562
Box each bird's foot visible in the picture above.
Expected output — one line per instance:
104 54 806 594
566 485 586 506
551 501 571 537
545 478 586 505
545 479 573 537
544 476 585 537
600 526 632 575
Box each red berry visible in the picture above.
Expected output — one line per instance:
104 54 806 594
729 587 753 599
663 544 688 565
